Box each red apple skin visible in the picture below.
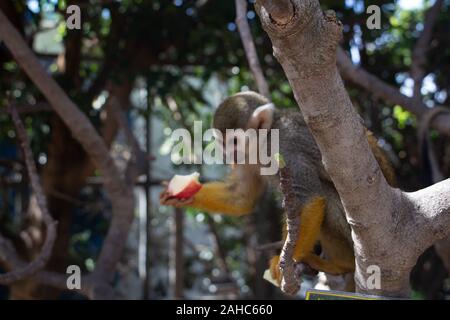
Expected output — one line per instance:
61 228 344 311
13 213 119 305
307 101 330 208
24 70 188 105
172 181 202 199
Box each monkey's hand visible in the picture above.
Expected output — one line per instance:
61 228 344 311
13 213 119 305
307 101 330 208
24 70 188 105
159 187 194 207
268 255 319 287
161 179 259 216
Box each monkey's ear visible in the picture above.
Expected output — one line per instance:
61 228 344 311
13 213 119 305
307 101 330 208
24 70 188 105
247 103 275 130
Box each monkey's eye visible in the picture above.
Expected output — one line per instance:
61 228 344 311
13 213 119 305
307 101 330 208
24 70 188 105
225 137 238 146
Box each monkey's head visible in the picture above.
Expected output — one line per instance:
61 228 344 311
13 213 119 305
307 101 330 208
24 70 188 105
212 91 275 164
213 91 273 132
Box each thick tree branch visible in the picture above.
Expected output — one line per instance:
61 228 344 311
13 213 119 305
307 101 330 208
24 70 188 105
235 0 270 98
259 0 295 25
409 179 450 243
0 106 57 285
255 0 450 297
337 48 424 116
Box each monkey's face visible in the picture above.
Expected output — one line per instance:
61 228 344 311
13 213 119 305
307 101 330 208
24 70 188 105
213 129 261 166
212 92 273 166
212 130 242 164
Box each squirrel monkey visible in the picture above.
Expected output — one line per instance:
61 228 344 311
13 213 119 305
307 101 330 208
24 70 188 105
160 91 396 289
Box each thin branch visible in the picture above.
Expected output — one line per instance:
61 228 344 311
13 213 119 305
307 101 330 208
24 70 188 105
0 103 53 114
205 215 232 277
410 0 443 101
0 106 57 285
334 1 447 135
47 188 86 206
235 0 270 98
0 231 92 297
35 271 87 294
336 47 450 136
277 162 301 295
0 234 24 269
108 97 150 184
255 240 283 251
169 208 184 299
417 107 450 182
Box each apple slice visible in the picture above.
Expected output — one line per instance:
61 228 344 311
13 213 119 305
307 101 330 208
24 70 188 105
263 269 279 287
167 172 202 199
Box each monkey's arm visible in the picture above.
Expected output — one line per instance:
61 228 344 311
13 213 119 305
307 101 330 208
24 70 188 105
188 182 255 216
187 166 265 216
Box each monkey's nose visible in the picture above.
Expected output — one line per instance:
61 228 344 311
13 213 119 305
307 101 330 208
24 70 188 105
223 146 239 164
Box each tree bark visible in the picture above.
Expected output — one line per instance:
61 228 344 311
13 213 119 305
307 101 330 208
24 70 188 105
235 0 270 98
0 107 56 286
255 0 450 297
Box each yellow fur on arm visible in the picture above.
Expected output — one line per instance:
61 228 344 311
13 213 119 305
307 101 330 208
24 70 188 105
270 197 326 284
189 181 256 216
291 197 353 275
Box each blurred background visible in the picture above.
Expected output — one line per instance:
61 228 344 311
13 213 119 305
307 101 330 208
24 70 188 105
0 0 449 300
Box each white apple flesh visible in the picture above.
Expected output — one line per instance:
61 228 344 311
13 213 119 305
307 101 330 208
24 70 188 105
167 172 202 199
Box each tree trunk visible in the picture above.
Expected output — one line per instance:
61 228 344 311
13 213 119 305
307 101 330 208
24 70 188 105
255 0 450 297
